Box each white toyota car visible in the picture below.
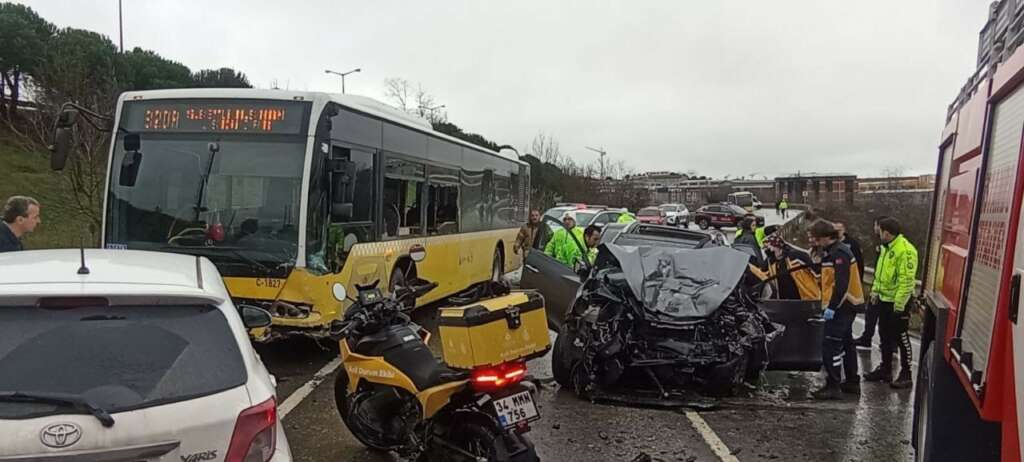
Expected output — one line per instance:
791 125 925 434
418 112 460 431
0 249 291 462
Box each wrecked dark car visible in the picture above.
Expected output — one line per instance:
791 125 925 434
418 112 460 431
520 218 824 399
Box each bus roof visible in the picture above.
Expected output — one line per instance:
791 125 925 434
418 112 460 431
116 88 526 167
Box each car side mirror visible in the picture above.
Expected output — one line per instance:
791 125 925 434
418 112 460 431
239 305 273 329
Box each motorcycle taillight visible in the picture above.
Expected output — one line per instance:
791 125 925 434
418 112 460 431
470 361 527 392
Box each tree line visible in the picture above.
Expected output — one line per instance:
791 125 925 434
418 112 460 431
1 1 652 227
0 3 252 229
0 3 251 121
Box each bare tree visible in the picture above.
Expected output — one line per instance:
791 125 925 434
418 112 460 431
529 132 561 163
882 166 906 190
383 77 414 112
383 77 447 123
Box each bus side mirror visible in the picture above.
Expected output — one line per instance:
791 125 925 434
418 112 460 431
49 109 79 171
119 150 143 187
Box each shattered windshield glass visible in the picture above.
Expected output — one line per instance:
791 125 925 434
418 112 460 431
601 243 751 319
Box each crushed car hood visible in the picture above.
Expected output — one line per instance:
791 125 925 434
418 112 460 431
600 243 752 320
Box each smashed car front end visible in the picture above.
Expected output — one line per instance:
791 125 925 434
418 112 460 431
562 243 782 397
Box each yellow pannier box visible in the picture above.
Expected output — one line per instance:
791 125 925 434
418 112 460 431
438 290 550 370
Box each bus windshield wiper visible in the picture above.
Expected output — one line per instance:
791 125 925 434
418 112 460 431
0 391 115 427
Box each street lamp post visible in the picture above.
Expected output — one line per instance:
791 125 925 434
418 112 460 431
419 104 446 121
324 68 361 94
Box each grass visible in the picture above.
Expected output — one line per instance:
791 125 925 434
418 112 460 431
0 132 93 249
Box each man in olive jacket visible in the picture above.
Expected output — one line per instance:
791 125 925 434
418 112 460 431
863 217 918 389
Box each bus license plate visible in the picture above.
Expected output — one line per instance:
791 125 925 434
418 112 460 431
492 390 539 429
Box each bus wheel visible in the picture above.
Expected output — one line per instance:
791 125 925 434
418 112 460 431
389 263 415 311
491 247 504 283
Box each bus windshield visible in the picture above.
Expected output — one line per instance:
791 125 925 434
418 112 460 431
105 134 306 277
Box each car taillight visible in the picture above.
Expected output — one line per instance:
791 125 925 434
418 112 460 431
470 362 527 392
225 398 276 462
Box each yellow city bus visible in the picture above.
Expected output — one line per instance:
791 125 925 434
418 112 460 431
95 89 529 341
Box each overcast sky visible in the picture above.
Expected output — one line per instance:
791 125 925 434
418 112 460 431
25 0 990 178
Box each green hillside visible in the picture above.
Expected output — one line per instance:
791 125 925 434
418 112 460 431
0 133 94 249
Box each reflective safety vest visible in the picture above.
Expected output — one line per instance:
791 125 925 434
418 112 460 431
544 227 586 267
617 213 636 224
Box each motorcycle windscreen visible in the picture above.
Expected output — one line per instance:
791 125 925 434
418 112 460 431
599 243 750 321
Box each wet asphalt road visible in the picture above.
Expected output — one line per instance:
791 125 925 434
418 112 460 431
256 210 918 461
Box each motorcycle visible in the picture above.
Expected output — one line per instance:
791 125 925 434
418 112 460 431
330 277 541 461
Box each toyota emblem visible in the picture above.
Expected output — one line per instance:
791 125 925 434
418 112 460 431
39 422 82 448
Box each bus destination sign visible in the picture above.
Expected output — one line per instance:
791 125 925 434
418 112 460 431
121 99 309 135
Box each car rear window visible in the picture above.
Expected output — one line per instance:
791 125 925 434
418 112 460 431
639 208 660 216
0 304 246 419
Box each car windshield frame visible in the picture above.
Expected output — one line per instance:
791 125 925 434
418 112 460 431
0 303 248 420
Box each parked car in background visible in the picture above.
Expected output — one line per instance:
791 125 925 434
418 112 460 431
659 203 690 228
577 208 625 228
0 249 291 462
636 207 667 225
694 203 750 229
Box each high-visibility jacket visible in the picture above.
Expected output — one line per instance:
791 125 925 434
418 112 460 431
779 200 789 210
872 234 918 312
617 213 636 224
544 227 586 267
821 241 865 310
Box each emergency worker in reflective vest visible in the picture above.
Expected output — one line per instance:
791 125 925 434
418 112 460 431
808 219 865 400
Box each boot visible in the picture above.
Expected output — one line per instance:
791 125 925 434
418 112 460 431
853 336 872 350
812 383 842 400
863 366 891 383
841 380 861 395
890 368 913 389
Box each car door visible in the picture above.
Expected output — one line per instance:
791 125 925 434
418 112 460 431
520 216 587 329
760 299 824 370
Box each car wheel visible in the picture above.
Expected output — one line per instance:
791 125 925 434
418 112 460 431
697 219 709 230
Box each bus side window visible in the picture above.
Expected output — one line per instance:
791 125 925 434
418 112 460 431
427 167 459 235
383 157 425 239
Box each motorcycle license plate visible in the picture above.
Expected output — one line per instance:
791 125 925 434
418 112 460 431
492 390 539 429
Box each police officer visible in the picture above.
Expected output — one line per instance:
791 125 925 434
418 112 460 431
863 217 918 389
854 215 889 350
808 220 865 400
544 211 586 267
1 196 41 252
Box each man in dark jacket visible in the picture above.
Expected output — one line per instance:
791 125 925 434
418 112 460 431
808 220 865 400
1 196 41 252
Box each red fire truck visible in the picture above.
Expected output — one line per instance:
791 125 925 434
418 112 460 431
913 2 1024 461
